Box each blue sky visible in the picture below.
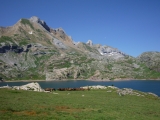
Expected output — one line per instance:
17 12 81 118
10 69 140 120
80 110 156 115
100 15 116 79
0 0 160 57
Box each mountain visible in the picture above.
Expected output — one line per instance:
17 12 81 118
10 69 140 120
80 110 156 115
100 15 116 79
137 52 160 72
0 16 160 81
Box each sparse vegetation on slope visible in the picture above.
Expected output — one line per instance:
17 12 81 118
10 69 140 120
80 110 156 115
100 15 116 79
0 36 14 44
0 16 160 81
21 19 34 29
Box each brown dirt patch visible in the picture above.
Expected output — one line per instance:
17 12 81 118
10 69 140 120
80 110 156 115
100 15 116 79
0 110 7 113
14 110 37 116
55 106 82 113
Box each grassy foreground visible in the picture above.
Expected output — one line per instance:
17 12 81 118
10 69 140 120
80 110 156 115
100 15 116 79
0 88 160 120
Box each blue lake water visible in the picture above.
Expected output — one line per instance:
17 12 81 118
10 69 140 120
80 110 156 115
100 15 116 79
0 80 160 96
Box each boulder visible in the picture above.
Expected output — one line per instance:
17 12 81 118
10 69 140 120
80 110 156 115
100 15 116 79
12 82 44 92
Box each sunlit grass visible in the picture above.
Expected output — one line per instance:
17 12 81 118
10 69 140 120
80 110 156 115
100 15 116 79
0 88 160 120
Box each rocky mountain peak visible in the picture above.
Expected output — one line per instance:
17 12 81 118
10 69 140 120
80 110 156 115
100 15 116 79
86 40 93 46
29 16 40 22
55 28 66 35
56 27 64 32
29 16 50 32
1 16 160 81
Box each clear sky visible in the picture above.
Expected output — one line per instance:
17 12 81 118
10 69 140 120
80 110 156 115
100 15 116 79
0 0 160 57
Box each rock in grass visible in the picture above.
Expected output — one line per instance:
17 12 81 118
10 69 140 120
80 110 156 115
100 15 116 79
12 82 44 92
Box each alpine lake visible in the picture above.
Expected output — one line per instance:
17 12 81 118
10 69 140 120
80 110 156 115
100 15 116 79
1 80 160 96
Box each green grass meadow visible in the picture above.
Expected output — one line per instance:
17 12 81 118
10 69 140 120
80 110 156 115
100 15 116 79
0 88 160 120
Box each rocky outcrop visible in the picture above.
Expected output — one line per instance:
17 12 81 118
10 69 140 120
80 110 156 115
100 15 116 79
0 43 32 53
138 52 160 72
86 40 93 46
81 85 118 89
46 66 87 80
52 38 67 49
89 70 102 80
30 16 50 32
97 45 126 59
50 28 74 44
46 68 69 80
0 45 23 53
12 82 44 92
55 28 66 40
81 85 159 97
117 88 144 96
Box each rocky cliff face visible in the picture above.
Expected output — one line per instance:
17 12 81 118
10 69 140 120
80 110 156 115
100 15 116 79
86 40 93 46
0 16 160 81
138 52 160 72
29 16 50 32
97 45 126 59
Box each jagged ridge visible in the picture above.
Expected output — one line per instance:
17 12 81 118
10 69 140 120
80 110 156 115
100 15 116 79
0 16 160 81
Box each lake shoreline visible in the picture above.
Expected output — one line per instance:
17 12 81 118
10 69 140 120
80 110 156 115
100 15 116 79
2 78 160 82
1 79 160 97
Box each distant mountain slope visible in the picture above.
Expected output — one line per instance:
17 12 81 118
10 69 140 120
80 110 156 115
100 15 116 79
138 52 160 72
0 16 160 81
